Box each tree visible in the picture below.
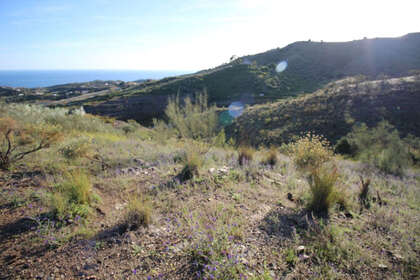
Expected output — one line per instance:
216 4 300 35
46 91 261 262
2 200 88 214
0 117 61 170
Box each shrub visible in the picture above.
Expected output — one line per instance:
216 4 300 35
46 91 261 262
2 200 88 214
334 138 354 155
59 137 92 160
165 91 219 140
307 167 340 215
124 196 152 230
179 150 203 182
238 146 254 166
262 147 278 168
213 129 227 147
152 118 175 142
121 119 141 134
0 117 61 170
50 170 93 220
404 134 420 165
346 121 411 175
287 133 333 172
359 177 371 209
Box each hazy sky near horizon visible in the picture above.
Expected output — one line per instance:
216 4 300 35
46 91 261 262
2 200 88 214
1 0 419 70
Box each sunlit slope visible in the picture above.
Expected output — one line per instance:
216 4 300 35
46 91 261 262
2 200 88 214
83 33 420 124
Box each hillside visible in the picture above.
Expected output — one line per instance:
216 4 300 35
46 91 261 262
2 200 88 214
0 80 143 104
82 33 420 124
227 74 420 146
0 103 419 279
4 33 417 125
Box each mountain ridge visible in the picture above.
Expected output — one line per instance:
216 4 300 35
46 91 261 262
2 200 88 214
83 32 420 124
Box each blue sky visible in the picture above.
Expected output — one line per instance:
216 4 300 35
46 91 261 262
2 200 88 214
1 0 419 70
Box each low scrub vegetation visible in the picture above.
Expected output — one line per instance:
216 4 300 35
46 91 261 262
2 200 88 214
59 137 92 161
0 101 418 279
286 133 333 173
165 92 219 140
179 149 203 182
307 167 341 215
238 146 255 166
339 121 415 175
50 170 94 220
0 116 61 170
261 147 278 168
123 196 152 230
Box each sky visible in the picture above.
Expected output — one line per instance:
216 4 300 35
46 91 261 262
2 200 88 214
0 0 419 71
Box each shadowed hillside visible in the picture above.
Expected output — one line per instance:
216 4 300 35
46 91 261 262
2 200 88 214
227 74 420 146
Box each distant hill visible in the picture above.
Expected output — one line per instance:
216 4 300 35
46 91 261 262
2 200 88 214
226 74 420 146
0 80 143 104
2 33 420 126
83 33 420 124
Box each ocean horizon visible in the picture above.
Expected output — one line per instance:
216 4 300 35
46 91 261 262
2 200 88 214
0 69 192 88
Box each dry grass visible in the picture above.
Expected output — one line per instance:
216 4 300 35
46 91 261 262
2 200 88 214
0 103 418 279
238 146 255 166
124 196 152 230
307 167 341 215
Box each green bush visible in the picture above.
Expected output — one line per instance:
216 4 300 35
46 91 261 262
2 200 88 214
334 138 355 156
0 103 114 134
346 121 411 175
404 134 420 165
165 91 219 140
50 170 94 219
59 137 92 160
121 119 141 134
213 129 227 147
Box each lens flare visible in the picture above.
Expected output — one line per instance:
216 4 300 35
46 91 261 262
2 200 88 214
276 61 288 73
228 101 244 118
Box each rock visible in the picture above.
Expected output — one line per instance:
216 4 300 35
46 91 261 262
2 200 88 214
296 245 305 254
217 166 229 174
209 168 216 173
378 263 388 269
126 232 137 244
299 254 310 261
115 203 126 210
393 253 403 261
133 158 145 166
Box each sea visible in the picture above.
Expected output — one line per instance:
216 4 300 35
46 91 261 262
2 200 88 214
0 70 191 88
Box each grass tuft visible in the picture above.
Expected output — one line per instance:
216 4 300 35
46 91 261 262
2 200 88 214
179 149 203 182
238 146 254 166
50 170 94 220
307 167 340 215
124 196 152 230
262 147 278 168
